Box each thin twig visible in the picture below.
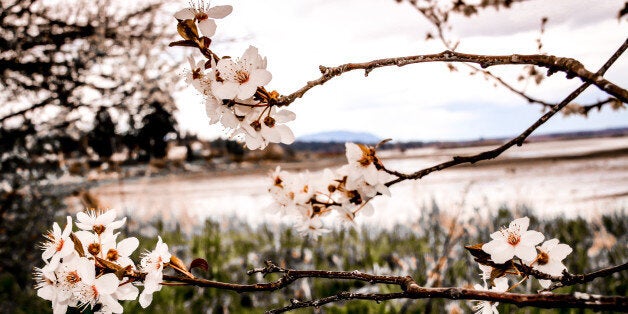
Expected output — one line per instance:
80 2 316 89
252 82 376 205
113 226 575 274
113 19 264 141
123 259 628 312
382 38 628 186
266 288 627 313
276 47 628 107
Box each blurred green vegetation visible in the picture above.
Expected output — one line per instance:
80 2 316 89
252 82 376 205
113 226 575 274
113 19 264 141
1 206 626 314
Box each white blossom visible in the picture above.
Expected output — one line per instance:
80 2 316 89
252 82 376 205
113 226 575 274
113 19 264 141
174 1 233 37
186 56 213 95
139 236 172 308
534 238 573 288
41 216 74 269
473 277 509 314
75 262 121 313
482 217 544 264
295 215 330 238
102 234 140 268
239 107 295 150
478 264 493 284
212 46 272 100
75 209 126 236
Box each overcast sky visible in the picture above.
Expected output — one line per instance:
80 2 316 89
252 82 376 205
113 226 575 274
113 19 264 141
173 0 628 141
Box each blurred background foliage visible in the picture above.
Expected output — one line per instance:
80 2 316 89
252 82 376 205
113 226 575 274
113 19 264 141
3 206 624 313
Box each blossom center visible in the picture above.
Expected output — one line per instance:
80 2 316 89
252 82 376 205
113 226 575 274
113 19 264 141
156 257 163 270
537 251 549 265
506 231 521 246
192 68 203 80
235 70 249 84
88 243 101 256
93 224 106 235
107 249 119 261
91 285 99 299
56 239 65 252
66 271 81 284
195 12 208 21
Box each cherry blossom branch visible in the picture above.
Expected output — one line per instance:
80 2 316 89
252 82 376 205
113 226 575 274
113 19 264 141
545 261 628 291
156 259 627 293
381 38 628 186
148 260 627 312
469 252 628 291
155 261 417 292
267 289 626 313
276 45 628 107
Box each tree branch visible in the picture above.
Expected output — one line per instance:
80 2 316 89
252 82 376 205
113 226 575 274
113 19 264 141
0 98 54 123
276 44 628 107
146 260 627 313
267 288 627 313
382 38 628 186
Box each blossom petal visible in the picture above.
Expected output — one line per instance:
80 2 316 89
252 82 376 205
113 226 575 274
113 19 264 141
249 68 272 86
37 285 55 300
76 211 93 226
77 257 96 285
538 279 551 288
117 237 139 256
98 209 117 225
514 244 538 262
345 143 362 162
206 5 233 18
198 19 217 37
487 243 515 264
139 291 154 308
493 277 509 292
212 81 239 99
42 247 55 261
173 8 195 20
95 273 119 295
274 110 296 123
551 243 573 261
220 111 240 129
216 58 238 79
489 230 504 240
236 82 258 100
541 238 559 251
245 133 262 150
264 126 282 143
61 216 73 237
59 239 74 258
53 302 69 314
116 283 139 301
240 46 259 72
510 216 530 232
277 124 295 144
521 230 544 246
52 222 61 236
107 217 126 231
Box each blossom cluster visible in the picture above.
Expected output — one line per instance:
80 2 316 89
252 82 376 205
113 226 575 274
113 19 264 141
175 1 295 150
267 142 393 237
35 210 172 313
471 217 573 313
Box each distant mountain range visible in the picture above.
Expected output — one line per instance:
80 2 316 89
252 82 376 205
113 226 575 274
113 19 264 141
289 127 628 153
297 131 381 144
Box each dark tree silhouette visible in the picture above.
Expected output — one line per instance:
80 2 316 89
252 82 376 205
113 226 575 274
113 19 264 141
138 101 178 160
88 107 116 161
